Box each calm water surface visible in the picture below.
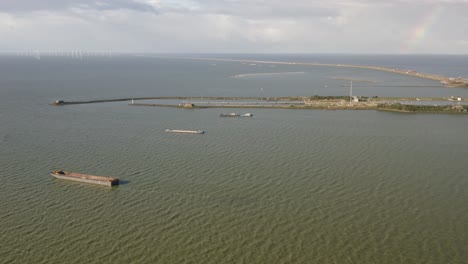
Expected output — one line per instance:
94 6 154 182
0 55 467 263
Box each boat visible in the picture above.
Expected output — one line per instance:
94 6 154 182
51 170 119 186
219 113 253 117
165 129 205 134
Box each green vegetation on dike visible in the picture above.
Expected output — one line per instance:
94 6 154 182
377 103 468 113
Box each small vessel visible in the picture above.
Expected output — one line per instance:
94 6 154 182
165 129 205 134
51 170 119 186
219 113 253 117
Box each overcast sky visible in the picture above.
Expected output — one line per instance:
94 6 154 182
1 0 467 54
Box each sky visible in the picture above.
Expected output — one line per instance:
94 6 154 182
0 0 467 54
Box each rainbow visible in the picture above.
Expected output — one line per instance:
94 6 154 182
401 5 442 53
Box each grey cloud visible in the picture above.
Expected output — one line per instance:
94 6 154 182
0 0 157 13
1 0 468 53
159 0 340 19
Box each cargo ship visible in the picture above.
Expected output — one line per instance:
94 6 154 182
51 170 119 186
165 129 205 134
219 113 253 117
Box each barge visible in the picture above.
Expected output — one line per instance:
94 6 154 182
51 170 119 186
165 129 205 134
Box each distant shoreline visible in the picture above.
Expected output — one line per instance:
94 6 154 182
161 56 468 88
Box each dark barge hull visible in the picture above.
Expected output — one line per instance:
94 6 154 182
51 171 119 186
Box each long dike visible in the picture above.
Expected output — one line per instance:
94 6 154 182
51 96 468 113
51 96 300 105
50 97 204 105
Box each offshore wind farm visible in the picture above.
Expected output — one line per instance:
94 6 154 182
13 50 114 60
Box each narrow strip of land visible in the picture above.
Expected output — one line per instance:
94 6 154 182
51 96 468 113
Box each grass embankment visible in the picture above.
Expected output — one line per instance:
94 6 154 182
377 103 468 113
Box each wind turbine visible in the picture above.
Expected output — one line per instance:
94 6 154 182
34 50 41 60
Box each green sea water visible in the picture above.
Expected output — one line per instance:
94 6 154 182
1 56 467 263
